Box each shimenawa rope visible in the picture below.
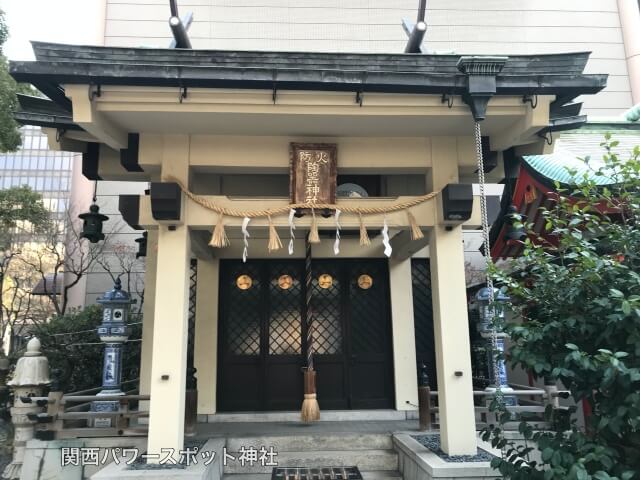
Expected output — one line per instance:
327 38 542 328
169 177 439 218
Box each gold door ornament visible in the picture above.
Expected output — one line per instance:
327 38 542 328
357 274 373 290
236 274 253 290
278 274 293 290
318 273 333 289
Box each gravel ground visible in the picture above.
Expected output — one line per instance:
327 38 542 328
412 434 496 463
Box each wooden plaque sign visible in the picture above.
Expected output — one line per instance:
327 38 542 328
289 143 338 205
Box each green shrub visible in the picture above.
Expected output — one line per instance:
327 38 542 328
483 137 640 479
27 305 142 393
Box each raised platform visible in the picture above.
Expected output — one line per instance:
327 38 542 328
195 419 420 439
394 434 499 480
91 438 224 480
197 410 418 424
22 420 504 480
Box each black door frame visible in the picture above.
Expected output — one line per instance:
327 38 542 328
217 258 395 411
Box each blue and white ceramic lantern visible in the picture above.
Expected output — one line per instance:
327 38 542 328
92 278 136 424
476 287 509 336
475 287 517 406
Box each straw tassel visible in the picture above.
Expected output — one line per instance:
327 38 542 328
267 215 283 252
359 213 371 246
301 369 320 422
308 209 321 243
407 210 425 240
209 214 229 248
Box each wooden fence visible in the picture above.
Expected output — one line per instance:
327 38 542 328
21 379 149 440
19 380 570 440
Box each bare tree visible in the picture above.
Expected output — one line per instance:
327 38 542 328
0 251 53 353
96 240 145 315
19 206 114 316
0 186 50 354
464 259 486 287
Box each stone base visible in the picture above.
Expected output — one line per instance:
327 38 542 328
20 439 84 480
91 400 121 428
20 437 148 480
393 433 499 480
90 439 224 480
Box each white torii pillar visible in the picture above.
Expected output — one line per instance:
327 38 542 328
146 135 191 463
428 137 477 455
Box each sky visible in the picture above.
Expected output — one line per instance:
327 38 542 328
0 0 105 60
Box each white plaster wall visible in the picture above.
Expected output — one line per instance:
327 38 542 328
103 0 633 116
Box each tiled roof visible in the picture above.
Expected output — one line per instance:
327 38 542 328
10 42 606 116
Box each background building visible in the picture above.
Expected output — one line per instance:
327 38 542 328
102 0 638 116
3 0 638 309
0 126 74 225
92 0 640 288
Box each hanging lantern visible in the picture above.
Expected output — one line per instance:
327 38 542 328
504 205 526 243
78 204 108 243
135 231 148 258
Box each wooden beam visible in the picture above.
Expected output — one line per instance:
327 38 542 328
190 230 215 260
490 95 553 151
65 84 128 150
120 133 143 172
42 128 87 153
390 230 429 261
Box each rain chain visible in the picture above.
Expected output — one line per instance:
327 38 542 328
474 121 503 398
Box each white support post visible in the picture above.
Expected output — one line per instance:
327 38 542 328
428 137 477 455
138 229 158 414
194 258 220 415
146 225 190 462
146 135 191 463
389 258 419 411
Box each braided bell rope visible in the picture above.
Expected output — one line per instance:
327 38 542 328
169 177 440 218
305 236 314 371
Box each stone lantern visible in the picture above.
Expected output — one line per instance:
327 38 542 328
475 287 517 406
3 338 50 480
92 278 135 425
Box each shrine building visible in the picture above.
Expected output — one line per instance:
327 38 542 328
10 40 606 464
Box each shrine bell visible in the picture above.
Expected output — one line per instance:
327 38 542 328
79 203 109 243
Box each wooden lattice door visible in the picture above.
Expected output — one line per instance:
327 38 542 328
217 259 394 411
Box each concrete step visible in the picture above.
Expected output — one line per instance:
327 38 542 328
361 471 402 480
223 471 401 480
202 410 416 423
226 433 393 452
224 450 399 474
